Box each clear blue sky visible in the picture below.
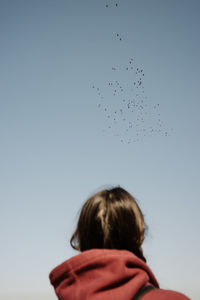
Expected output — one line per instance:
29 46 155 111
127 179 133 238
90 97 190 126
1 1 200 299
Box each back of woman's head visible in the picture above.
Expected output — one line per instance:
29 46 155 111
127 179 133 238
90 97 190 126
70 186 147 262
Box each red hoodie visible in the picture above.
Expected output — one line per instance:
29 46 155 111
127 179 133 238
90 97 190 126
49 249 190 300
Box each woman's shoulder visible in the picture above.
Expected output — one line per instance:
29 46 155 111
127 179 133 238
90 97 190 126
142 288 190 300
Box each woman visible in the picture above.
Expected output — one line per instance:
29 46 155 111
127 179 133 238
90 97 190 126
49 187 190 300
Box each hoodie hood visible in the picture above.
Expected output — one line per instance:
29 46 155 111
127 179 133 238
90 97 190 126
49 249 159 300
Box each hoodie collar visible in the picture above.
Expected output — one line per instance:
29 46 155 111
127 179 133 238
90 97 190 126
49 249 159 300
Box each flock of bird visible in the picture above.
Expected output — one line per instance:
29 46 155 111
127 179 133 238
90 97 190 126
92 1 171 144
